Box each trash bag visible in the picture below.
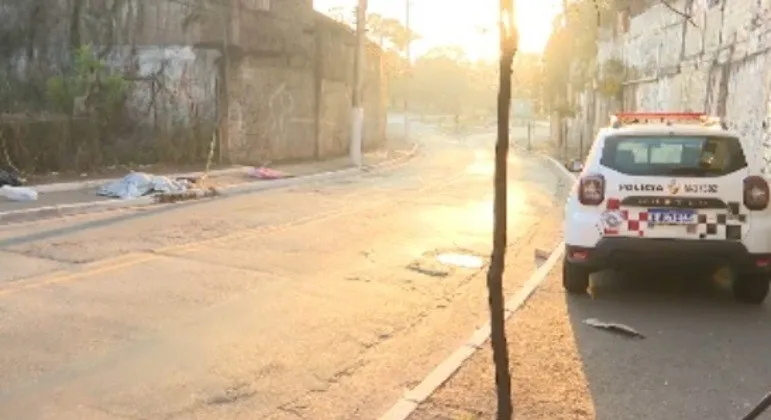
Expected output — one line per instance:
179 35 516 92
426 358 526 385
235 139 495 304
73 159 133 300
0 185 38 201
0 169 23 187
97 172 189 200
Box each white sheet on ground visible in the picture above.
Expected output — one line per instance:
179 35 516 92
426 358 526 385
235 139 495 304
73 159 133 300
0 185 38 202
97 172 189 200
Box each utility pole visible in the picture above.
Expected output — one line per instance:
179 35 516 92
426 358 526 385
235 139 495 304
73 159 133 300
350 0 367 166
217 0 234 164
403 0 411 143
562 0 571 161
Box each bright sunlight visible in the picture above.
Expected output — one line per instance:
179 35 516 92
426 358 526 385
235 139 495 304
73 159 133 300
313 0 562 59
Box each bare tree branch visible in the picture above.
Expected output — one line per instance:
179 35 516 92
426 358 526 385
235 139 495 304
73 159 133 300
661 0 699 28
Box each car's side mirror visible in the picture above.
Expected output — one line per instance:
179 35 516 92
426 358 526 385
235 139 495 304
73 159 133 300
565 160 583 173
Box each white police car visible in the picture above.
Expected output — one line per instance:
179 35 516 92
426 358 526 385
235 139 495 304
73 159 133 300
563 112 771 304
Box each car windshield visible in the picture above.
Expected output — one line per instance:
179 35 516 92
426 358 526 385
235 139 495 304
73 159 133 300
600 134 748 177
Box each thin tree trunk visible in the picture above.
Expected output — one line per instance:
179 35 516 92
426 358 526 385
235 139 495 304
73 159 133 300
487 0 517 419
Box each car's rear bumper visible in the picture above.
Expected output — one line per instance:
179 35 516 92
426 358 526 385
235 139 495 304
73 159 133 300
566 238 771 274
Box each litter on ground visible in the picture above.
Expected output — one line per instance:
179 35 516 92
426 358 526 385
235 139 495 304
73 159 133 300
436 253 484 268
97 172 191 200
246 167 292 180
583 318 645 339
0 185 38 201
0 169 24 188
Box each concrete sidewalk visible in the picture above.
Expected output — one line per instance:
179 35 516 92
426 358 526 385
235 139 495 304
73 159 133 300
0 143 417 221
384 210 593 420
405 262 596 420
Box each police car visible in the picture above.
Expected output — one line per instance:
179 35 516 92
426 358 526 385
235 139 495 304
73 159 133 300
563 112 771 304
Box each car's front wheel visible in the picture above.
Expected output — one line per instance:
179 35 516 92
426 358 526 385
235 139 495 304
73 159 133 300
563 258 590 295
733 274 770 304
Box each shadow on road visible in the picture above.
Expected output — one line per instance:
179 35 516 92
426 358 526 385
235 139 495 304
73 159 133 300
566 270 771 420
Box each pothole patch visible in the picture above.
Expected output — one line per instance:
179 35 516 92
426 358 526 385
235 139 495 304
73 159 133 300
436 253 484 269
406 261 450 277
406 248 487 278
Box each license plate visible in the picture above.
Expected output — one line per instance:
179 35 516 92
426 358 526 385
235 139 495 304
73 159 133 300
648 208 696 225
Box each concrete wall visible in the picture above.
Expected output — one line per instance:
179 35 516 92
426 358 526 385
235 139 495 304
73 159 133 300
316 15 386 156
566 0 771 171
224 3 386 164
0 0 220 123
1 0 386 166
103 46 219 127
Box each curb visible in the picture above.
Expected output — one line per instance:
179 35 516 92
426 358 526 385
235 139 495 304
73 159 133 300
542 154 580 190
33 166 249 194
379 244 566 420
0 144 420 225
378 156 577 420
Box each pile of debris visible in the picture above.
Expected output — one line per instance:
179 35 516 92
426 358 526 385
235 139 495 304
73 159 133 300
1 164 293 205
96 172 197 200
0 169 37 202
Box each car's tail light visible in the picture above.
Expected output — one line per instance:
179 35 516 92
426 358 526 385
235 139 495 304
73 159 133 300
578 174 605 206
744 176 769 210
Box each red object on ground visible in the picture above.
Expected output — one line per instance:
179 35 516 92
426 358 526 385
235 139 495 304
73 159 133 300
249 167 287 179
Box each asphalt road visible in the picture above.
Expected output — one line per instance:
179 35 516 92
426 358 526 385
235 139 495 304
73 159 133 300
0 123 563 419
567 270 771 420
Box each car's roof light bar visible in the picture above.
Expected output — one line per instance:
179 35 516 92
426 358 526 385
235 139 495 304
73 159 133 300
609 112 727 129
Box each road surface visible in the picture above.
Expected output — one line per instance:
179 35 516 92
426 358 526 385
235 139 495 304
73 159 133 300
563 270 771 419
0 123 564 419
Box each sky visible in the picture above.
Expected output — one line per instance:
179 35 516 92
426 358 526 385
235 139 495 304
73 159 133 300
313 0 562 60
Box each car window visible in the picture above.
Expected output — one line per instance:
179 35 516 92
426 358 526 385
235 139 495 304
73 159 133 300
600 135 747 177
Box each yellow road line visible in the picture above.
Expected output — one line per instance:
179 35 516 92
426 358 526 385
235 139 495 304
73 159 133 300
0 254 156 297
0 159 471 297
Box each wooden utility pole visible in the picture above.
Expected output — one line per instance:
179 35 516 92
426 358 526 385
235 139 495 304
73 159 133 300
487 0 518 418
561 0 571 160
218 0 234 164
403 0 411 143
350 0 367 166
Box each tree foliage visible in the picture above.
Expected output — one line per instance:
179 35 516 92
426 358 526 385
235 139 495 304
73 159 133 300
541 0 618 113
389 46 542 116
46 45 128 115
325 8 420 94
365 13 420 52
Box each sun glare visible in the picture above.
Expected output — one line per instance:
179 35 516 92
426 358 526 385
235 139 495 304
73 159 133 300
313 0 561 60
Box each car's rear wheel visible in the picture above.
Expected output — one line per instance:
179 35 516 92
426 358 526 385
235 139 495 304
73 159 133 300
732 274 770 304
563 259 590 295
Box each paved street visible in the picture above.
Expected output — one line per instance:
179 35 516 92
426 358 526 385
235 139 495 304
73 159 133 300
11 120 768 420
0 124 564 419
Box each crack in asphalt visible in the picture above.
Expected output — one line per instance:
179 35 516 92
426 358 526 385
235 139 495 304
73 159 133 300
84 405 150 420
406 262 451 278
204 382 258 406
147 250 278 276
0 248 76 265
252 230 549 419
